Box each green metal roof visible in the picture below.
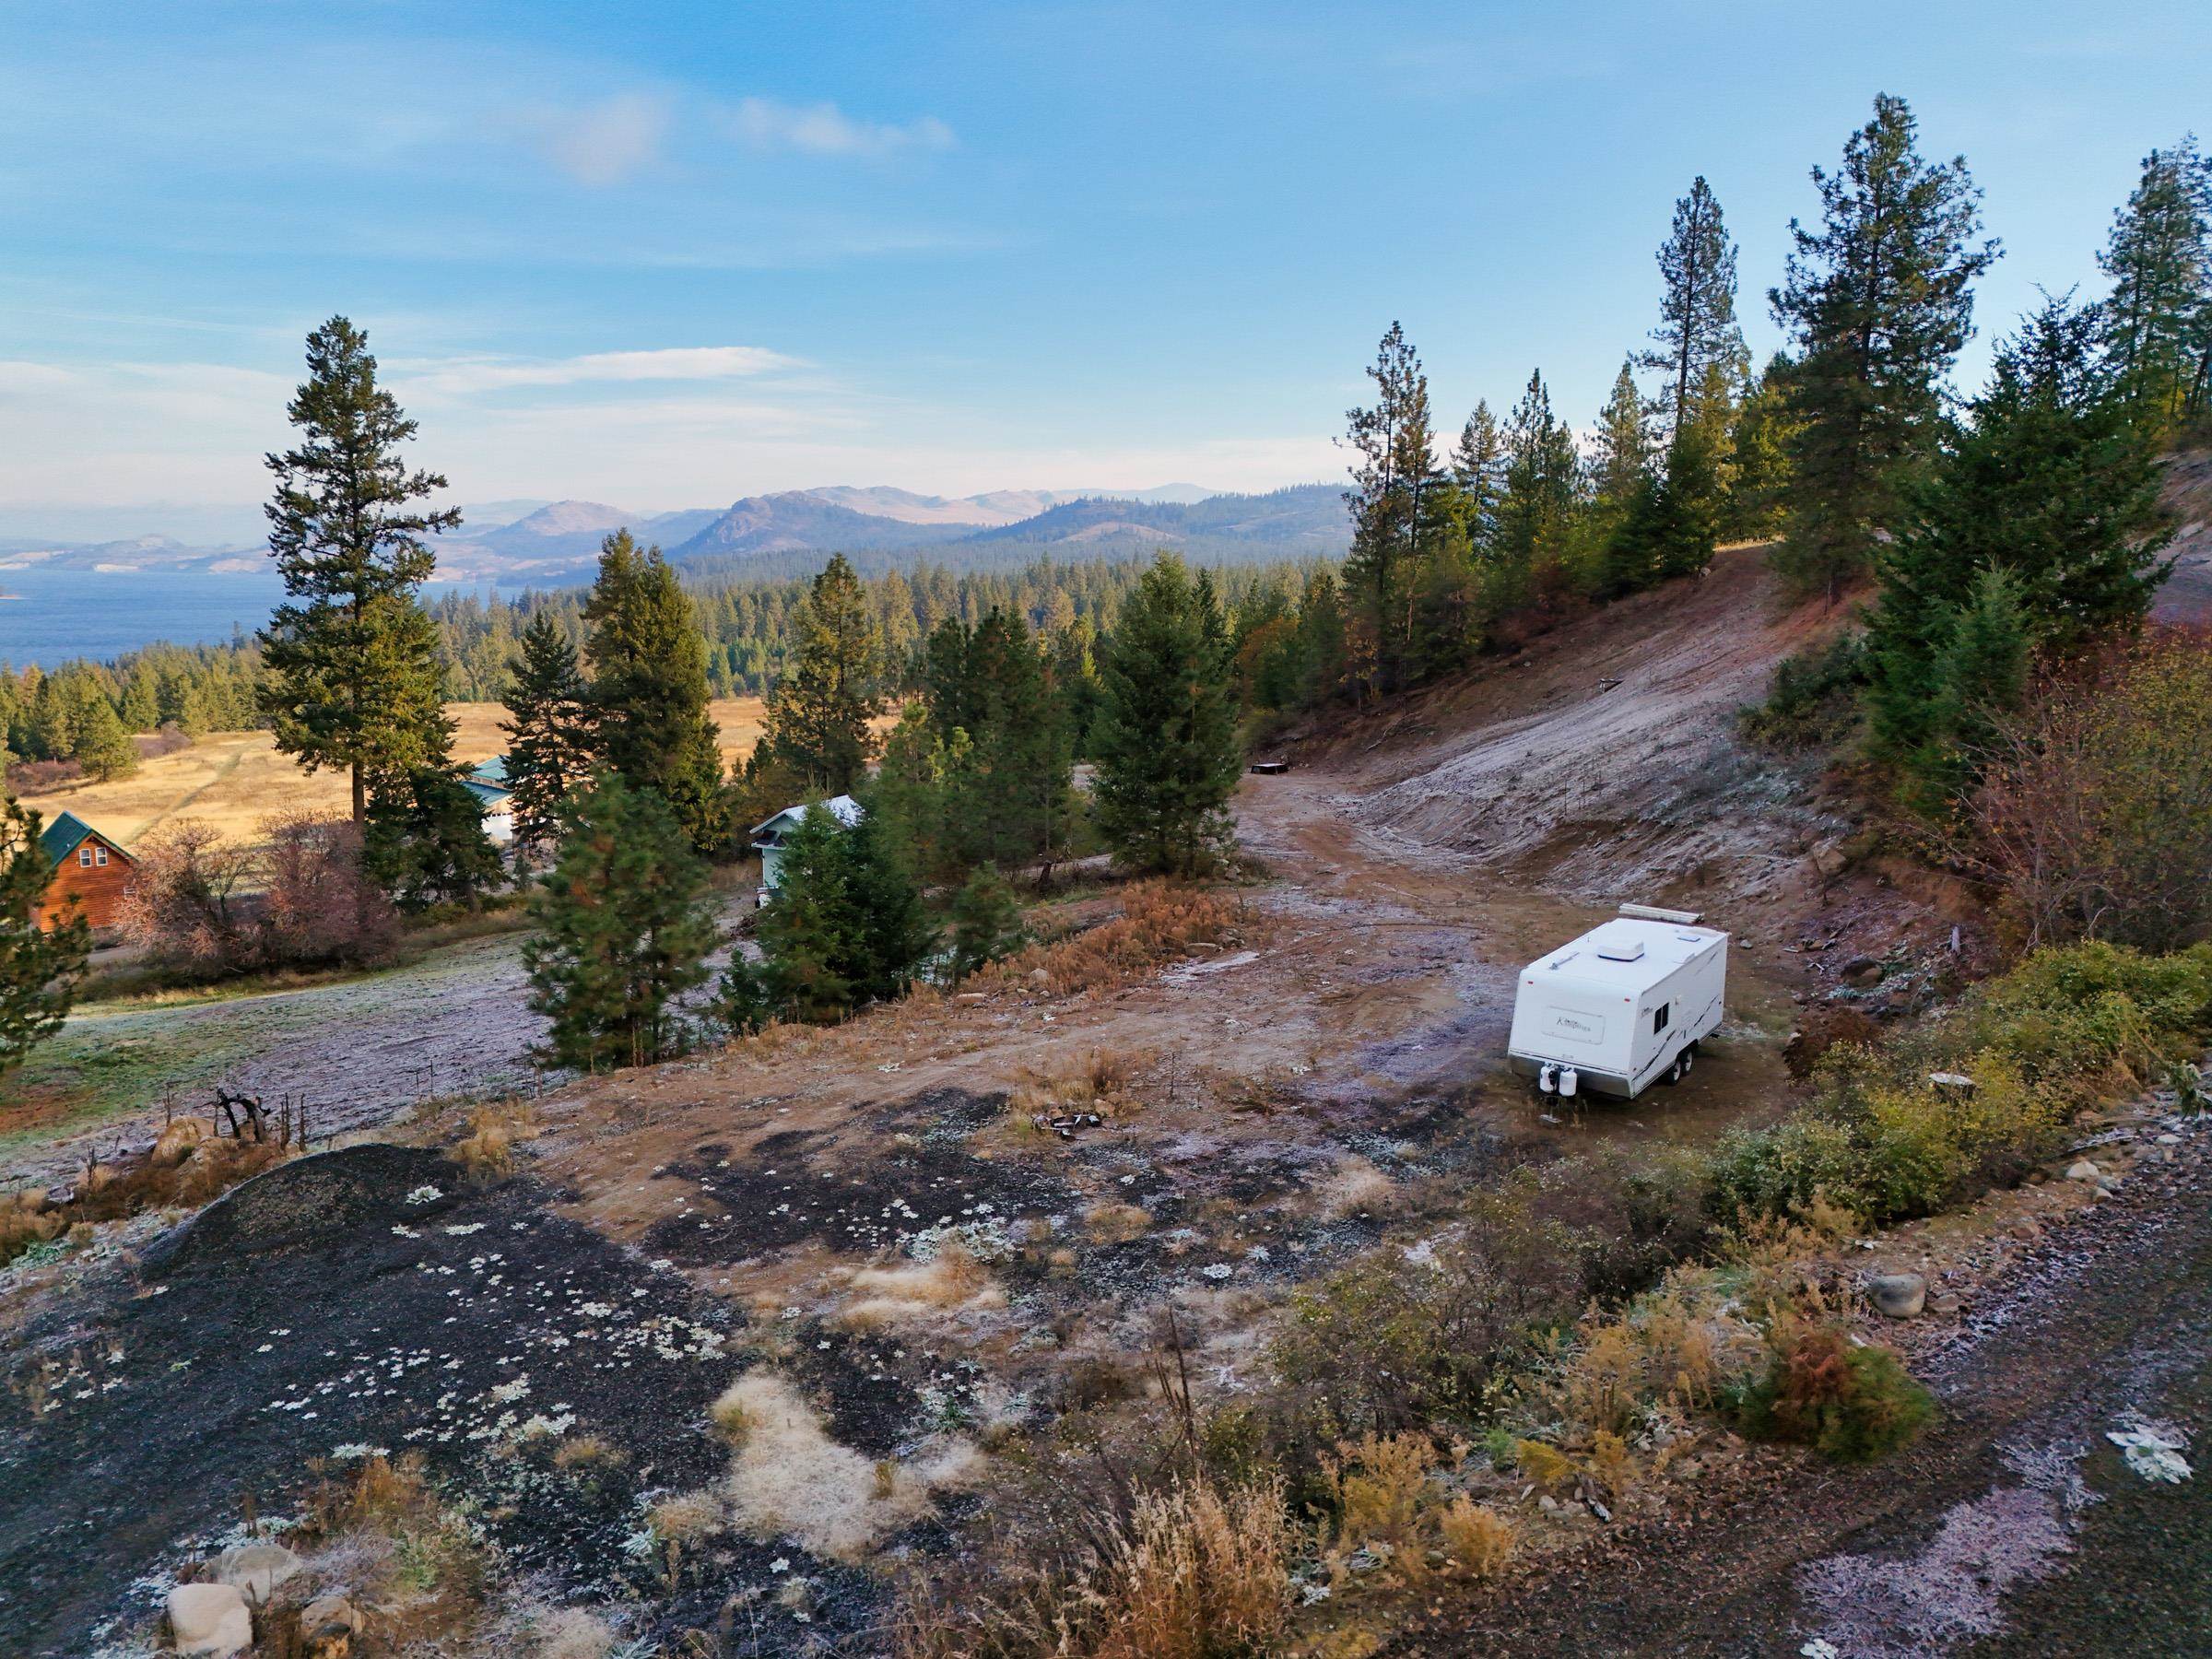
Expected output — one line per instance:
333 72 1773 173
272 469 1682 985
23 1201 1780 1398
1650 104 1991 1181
37 809 101 868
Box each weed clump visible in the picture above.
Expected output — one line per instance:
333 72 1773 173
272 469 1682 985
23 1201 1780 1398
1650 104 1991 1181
1732 1318 1935 1463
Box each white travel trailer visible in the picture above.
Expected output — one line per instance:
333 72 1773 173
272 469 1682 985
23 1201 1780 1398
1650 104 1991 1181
1507 905 1728 1100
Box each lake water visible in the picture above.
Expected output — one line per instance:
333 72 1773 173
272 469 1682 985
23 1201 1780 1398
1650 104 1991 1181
0 566 288 667
0 567 495 668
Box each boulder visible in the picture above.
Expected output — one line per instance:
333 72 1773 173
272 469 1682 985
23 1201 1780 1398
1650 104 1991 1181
169 1583 252 1655
215 1539 302 1602
1808 836 1849 880
300 1594 365 1634
1868 1273 1927 1318
2065 1159 2101 1182
1840 956 1885 989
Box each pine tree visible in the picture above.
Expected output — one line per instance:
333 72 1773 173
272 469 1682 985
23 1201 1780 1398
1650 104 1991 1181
868 702 952 881
745 804 932 1022
1724 355 1800 541
1450 400 1507 551
1900 568 2031 816
364 764 502 911
2097 135 2212 430
1591 359 1653 513
501 611 597 854
524 771 718 1071
583 532 727 854
1341 323 1441 694
1090 553 1243 876
1771 95 1999 599
119 669 160 733
1640 177 1745 443
841 806 936 1003
947 609 1073 872
948 865 1028 982
259 318 459 824
1493 370 1583 606
1865 293 2172 776
763 554 884 794
1292 568 1348 707
72 695 138 782
1 800 90 1077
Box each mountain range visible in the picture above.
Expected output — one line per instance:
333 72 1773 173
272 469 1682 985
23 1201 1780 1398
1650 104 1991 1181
0 481 1347 584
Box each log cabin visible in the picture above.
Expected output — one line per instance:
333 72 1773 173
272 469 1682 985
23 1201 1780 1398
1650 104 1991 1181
34 809 136 933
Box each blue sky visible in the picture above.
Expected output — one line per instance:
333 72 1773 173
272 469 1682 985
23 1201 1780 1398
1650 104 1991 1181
3 0 2207 534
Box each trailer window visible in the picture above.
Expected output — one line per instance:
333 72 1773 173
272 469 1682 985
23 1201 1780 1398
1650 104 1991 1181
1652 1003 1670 1035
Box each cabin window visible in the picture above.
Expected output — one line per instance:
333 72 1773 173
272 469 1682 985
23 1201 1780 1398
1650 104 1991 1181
78 846 93 867
95 845 109 866
1652 1003 1670 1035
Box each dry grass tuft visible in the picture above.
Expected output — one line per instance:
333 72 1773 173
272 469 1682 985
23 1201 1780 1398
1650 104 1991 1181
648 1488 724 1544
534 1607 618 1659
839 1240 994 1328
453 1100 535 1180
1083 1202 1154 1244
551 1434 629 1475
718 1370 947 1559
1074 1473 1291 1659
983 881 1248 996
1435 1496 1518 1580
1314 1156 1399 1220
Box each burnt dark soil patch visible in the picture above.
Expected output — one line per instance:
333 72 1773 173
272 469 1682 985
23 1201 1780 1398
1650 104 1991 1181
0 1145 773 1655
642 1090 1077 1269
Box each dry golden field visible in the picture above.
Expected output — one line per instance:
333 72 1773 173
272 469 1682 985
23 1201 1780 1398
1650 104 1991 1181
19 698 772 848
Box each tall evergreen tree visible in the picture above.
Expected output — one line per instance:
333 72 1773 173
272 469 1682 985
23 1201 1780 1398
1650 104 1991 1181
1864 294 2172 776
364 764 502 911
1090 553 1244 876
258 317 459 825
1450 400 1508 551
1771 95 1999 598
763 553 885 794
736 803 934 1023
1591 359 1654 512
947 609 1074 872
583 532 727 854
1723 355 1801 541
1640 176 1745 442
71 694 137 782
1341 323 1441 694
524 772 718 1071
501 611 597 853
1493 370 1583 604
2097 135 2212 430
1 800 90 1077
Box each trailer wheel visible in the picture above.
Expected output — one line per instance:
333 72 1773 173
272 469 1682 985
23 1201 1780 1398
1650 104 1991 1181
1680 1046 1695 1077
1662 1054 1685 1086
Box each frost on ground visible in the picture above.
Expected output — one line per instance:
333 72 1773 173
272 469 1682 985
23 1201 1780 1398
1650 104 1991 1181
1794 1438 2097 1659
2107 1417 2194 1484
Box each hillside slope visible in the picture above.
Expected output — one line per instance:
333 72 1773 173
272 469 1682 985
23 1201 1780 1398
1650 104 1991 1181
1294 547 1853 920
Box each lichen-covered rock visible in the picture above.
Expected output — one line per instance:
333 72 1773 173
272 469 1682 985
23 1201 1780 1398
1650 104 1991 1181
215 1538 301 1601
169 1582 252 1654
1869 1273 1927 1318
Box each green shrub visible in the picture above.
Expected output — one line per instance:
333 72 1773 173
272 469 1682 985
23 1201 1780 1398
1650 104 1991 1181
1740 632 1867 750
1717 941 2212 1228
1734 1321 1935 1462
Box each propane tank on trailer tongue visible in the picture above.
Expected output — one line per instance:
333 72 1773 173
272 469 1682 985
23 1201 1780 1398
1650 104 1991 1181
1558 1068 1579 1098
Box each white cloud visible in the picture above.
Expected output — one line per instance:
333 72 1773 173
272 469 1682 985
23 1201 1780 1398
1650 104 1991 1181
397 346 801 395
527 92 672 186
724 98 955 159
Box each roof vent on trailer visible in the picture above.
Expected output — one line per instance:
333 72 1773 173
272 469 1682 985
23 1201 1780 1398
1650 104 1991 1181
1618 902 1701 925
1594 935 1646 962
